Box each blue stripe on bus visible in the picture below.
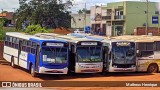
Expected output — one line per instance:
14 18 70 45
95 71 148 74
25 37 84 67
4 53 27 62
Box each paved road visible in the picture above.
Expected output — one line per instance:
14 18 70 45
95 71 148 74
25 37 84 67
0 63 160 90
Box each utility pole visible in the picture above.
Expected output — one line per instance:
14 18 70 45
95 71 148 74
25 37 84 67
1 9 3 17
84 3 86 32
100 4 102 33
146 0 149 35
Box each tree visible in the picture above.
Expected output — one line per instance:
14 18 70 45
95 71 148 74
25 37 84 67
78 10 83 14
14 0 73 30
78 8 90 14
25 24 48 35
0 19 4 30
1 11 8 13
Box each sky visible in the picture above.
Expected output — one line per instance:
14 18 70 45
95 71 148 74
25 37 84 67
0 0 160 12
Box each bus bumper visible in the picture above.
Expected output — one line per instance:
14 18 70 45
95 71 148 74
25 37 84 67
109 67 136 72
39 67 68 74
75 63 103 73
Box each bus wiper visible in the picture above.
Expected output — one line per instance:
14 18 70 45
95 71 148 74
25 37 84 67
57 47 63 57
48 46 56 62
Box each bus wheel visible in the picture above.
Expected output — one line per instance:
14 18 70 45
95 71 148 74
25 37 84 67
30 65 37 77
11 56 15 68
147 64 158 73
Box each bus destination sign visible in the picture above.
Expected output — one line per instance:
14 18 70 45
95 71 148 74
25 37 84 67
116 42 131 46
81 42 98 45
46 43 64 47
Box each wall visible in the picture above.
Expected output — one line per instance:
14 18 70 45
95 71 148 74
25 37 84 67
71 14 90 29
136 27 160 35
90 6 107 24
125 1 156 35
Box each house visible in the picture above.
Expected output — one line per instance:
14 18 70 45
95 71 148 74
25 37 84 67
91 1 159 36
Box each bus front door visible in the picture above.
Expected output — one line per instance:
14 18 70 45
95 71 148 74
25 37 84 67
103 46 109 72
17 40 22 65
35 45 40 72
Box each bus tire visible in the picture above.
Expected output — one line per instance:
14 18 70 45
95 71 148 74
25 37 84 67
147 64 158 73
11 56 15 68
30 65 37 77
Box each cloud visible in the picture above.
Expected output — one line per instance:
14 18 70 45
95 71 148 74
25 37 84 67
0 0 19 12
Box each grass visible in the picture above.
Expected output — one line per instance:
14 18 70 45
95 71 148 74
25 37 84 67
47 28 54 33
0 27 20 41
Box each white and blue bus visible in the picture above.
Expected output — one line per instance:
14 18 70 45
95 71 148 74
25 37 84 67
3 32 69 77
35 33 104 73
68 33 137 72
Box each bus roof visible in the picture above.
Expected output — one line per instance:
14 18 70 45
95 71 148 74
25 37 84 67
56 35 99 43
34 33 100 43
6 32 32 40
113 35 160 42
6 32 67 43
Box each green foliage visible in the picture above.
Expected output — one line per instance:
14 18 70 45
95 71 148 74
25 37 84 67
0 19 4 30
25 24 48 35
0 27 17 41
0 18 9 26
15 0 73 30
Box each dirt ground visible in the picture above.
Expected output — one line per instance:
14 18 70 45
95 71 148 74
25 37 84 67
0 63 160 90
53 27 72 35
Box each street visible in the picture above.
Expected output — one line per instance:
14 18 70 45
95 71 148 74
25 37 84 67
0 62 160 90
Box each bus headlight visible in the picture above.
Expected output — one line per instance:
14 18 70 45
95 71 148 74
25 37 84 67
113 65 117 68
131 65 135 68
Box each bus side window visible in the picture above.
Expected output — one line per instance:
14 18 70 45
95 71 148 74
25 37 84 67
155 42 160 51
9 36 12 47
5 36 9 46
30 42 36 54
141 51 154 57
22 40 27 52
32 42 37 48
12 37 17 48
15 38 19 49
26 41 31 53
31 48 36 54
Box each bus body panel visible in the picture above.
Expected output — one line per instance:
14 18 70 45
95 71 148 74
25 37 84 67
27 53 36 70
137 59 160 72
39 67 68 74
3 32 69 75
3 46 18 63
19 51 28 69
108 64 136 72
75 62 103 73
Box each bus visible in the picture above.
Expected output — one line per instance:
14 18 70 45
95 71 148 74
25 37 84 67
114 35 160 73
3 32 69 77
68 33 137 72
101 39 136 72
35 33 104 73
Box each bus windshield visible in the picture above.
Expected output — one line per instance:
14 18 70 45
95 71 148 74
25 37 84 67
42 47 67 64
77 46 102 62
112 46 136 64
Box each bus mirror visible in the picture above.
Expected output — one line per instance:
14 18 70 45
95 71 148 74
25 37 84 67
136 50 139 54
136 50 141 57
136 50 139 53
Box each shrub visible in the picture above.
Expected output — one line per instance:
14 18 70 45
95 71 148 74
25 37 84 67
25 24 48 35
